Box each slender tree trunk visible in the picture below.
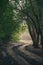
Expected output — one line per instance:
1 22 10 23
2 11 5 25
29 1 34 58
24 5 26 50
34 32 39 48
27 19 37 47
41 34 43 51
26 15 40 48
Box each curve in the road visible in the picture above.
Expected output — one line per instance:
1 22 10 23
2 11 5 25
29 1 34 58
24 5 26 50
12 45 43 65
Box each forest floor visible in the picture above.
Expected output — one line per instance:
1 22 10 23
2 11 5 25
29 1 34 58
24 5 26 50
0 33 43 65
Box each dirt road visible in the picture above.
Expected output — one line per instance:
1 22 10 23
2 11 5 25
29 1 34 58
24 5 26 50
7 33 43 65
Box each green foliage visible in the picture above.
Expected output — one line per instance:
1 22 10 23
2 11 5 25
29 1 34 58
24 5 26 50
20 25 28 33
11 31 20 42
0 0 22 43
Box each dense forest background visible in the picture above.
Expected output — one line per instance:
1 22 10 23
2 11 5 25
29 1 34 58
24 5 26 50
0 0 43 50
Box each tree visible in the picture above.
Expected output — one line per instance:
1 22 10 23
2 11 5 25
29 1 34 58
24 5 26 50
13 0 43 50
0 0 22 57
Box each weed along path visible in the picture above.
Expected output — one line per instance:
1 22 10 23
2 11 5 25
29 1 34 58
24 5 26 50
7 33 43 65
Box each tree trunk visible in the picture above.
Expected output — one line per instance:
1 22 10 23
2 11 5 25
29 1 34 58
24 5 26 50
34 33 39 48
41 34 43 51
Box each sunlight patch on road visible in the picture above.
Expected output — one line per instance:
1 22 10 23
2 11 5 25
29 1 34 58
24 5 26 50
20 39 32 44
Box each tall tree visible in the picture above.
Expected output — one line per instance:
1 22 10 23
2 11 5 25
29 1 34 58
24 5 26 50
13 0 43 50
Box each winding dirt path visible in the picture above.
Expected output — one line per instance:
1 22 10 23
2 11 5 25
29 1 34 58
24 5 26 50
7 33 43 65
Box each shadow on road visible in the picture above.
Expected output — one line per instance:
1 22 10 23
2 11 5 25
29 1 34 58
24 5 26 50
25 44 43 57
0 47 20 65
12 45 43 65
0 52 21 65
